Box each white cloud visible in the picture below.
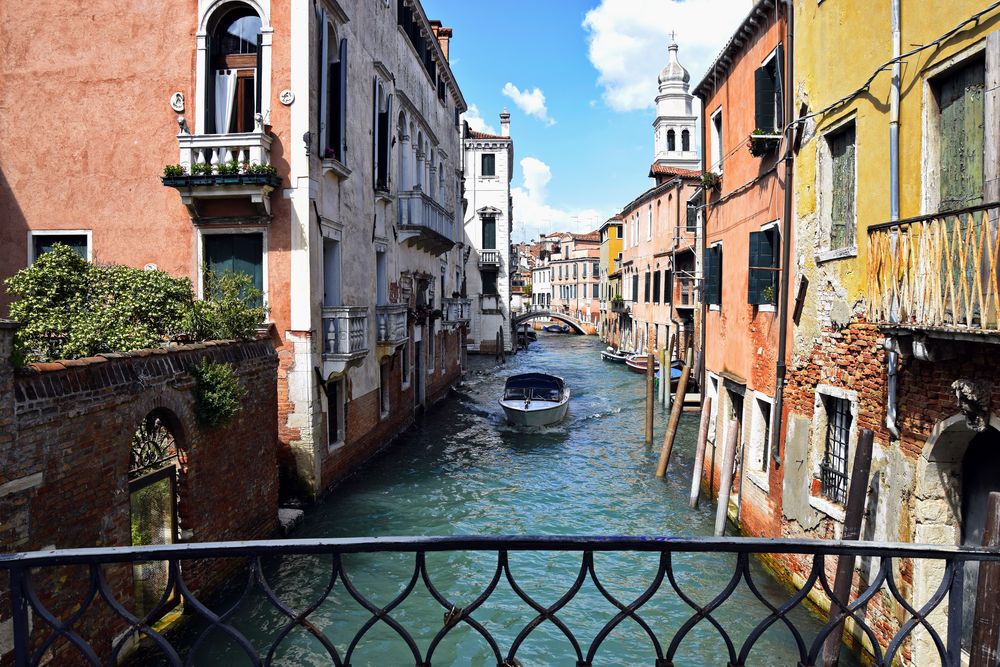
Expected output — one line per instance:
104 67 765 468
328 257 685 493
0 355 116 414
502 83 555 126
461 104 497 134
512 157 605 242
583 0 751 112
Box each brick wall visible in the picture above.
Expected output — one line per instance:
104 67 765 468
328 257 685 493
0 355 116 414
0 329 279 664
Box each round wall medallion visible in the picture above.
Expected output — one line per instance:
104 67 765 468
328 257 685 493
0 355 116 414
170 92 185 112
279 89 295 105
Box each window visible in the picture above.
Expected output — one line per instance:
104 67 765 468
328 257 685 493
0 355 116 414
379 361 390 418
653 271 661 303
30 232 90 263
704 244 723 306
326 378 345 450
643 272 651 303
755 46 784 133
320 18 347 161
748 394 772 479
323 237 343 307
711 110 724 172
827 123 857 249
748 226 779 307
376 249 388 305
933 55 985 212
820 395 852 504
687 192 702 233
481 153 496 177
482 216 496 250
667 129 676 151
592 283 599 299
372 79 393 191
573 264 578 279
402 340 410 387
208 6 263 133
482 270 498 295
647 206 652 240
682 129 690 151
631 274 639 302
663 270 672 303
593 262 599 275
203 232 264 306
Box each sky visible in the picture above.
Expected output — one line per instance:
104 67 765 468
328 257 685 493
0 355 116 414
422 0 754 242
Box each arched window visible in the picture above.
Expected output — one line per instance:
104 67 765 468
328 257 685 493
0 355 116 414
208 4 263 133
682 129 691 151
667 129 676 151
322 21 347 160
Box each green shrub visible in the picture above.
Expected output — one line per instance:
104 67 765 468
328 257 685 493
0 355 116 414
191 162 213 176
5 245 266 363
245 162 277 176
190 358 245 427
163 164 186 177
215 160 240 175
183 268 267 341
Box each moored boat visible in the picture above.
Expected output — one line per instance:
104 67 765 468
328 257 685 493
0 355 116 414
499 373 570 426
600 347 629 363
625 353 660 374
543 323 570 333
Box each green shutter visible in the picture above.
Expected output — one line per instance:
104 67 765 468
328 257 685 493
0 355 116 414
748 230 779 306
644 272 650 303
754 65 775 131
338 39 348 160
664 270 673 303
686 204 698 232
704 246 721 306
773 45 785 130
204 233 264 305
830 125 857 249
482 217 496 249
938 57 985 212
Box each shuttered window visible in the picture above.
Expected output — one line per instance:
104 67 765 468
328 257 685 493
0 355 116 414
644 272 651 303
828 124 856 249
481 216 496 249
754 45 784 132
704 245 722 306
653 271 661 303
935 56 985 212
664 270 673 303
748 228 780 306
481 153 496 177
632 274 639 302
203 233 264 306
324 38 348 161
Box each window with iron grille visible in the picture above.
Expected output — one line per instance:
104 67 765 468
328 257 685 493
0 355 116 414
820 395 852 504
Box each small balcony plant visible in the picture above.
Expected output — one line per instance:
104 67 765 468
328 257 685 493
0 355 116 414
162 164 187 186
700 171 720 191
747 129 780 158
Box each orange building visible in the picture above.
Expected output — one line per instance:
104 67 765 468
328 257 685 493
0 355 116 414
694 0 792 537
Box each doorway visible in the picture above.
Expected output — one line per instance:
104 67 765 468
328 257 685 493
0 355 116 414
960 427 1000 652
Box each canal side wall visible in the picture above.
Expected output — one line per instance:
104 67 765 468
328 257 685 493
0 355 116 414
317 328 463 491
0 328 279 664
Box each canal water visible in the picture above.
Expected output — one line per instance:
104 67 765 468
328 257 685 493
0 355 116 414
190 334 858 666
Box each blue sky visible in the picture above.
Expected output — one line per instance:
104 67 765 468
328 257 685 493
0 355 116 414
422 0 751 241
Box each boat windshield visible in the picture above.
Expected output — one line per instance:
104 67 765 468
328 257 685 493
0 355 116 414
503 386 561 402
502 374 564 402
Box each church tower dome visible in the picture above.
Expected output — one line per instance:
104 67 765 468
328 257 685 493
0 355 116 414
653 36 699 172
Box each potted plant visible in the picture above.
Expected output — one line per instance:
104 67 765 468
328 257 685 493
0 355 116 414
761 285 775 304
747 129 780 157
700 171 720 191
190 162 214 185
215 159 241 184
242 162 281 186
161 164 187 187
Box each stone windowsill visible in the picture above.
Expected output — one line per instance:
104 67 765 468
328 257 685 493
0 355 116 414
321 157 351 180
757 304 776 314
815 245 858 265
327 440 346 455
746 469 770 493
809 494 846 522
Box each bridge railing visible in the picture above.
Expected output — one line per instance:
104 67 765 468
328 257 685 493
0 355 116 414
3 535 995 666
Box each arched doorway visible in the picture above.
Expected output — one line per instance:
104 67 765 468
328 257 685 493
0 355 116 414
960 428 1000 652
129 410 185 619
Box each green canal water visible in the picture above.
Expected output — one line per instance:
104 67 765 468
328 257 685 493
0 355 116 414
190 334 858 666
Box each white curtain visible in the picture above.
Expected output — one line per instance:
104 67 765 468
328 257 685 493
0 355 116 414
214 70 237 134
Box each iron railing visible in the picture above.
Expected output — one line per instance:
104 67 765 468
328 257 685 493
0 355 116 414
3 535 998 666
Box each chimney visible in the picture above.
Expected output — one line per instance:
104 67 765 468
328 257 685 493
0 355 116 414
500 109 510 137
429 20 452 61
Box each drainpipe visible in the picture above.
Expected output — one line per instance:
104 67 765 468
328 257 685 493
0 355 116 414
885 0 902 438
698 103 709 408
771 0 794 466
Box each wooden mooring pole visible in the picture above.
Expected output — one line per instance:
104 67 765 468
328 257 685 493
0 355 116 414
664 334 676 407
655 347 692 477
688 397 713 509
970 491 1000 667
658 346 667 404
713 418 740 537
645 340 656 445
821 428 874 667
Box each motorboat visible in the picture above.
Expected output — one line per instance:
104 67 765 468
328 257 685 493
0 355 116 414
600 347 629 363
625 353 661 374
499 373 571 426
655 360 685 387
543 323 570 333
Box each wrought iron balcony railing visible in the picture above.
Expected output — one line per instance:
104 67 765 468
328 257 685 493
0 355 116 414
2 535 996 667
868 202 1000 334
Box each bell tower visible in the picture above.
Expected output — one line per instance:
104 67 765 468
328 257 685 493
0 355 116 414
653 36 700 171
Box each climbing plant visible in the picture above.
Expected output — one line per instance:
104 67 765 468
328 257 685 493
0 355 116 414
190 358 246 428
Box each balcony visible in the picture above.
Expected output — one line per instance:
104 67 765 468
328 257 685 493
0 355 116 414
443 297 472 325
480 294 503 314
611 299 629 314
164 125 279 223
398 190 456 255
868 203 1000 337
1 535 987 666
478 249 502 268
375 303 408 347
321 306 369 376
677 275 698 308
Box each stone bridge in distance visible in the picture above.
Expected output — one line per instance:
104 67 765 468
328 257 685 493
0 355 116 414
511 307 597 336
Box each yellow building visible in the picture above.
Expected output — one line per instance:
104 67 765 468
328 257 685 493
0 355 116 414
598 215 624 342
779 1 1000 661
